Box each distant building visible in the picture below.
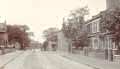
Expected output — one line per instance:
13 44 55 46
46 30 58 51
48 40 57 51
29 40 41 49
0 21 8 49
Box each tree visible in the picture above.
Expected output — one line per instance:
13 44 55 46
62 6 89 38
101 8 120 50
72 6 89 18
7 25 30 49
73 32 89 49
62 6 89 49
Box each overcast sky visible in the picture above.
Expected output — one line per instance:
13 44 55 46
0 0 106 43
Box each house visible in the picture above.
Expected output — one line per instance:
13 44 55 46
57 31 70 53
0 21 8 48
85 14 114 59
83 0 120 61
0 20 8 54
48 40 57 51
47 32 58 51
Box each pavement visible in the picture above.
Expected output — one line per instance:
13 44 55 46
0 50 24 69
0 49 95 69
60 52 120 69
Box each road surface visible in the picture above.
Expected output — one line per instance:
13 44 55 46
2 49 94 69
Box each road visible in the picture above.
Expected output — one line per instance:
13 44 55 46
2 49 94 69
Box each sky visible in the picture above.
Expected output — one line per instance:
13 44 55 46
0 0 106 43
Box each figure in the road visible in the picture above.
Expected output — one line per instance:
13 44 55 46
42 40 48 51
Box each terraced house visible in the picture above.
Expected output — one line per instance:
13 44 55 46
0 20 8 54
85 14 114 60
0 21 8 48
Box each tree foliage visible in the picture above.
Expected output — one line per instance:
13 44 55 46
7 25 30 49
72 32 89 49
62 6 89 48
101 8 120 49
62 21 78 39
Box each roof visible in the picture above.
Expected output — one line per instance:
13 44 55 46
85 14 101 24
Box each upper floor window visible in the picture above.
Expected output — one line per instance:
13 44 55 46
87 24 92 33
86 18 101 34
92 19 100 33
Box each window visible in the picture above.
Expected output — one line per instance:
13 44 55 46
97 22 100 32
94 39 99 49
87 24 91 33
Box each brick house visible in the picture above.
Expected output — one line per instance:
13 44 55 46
85 14 114 60
81 0 120 61
0 21 8 49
